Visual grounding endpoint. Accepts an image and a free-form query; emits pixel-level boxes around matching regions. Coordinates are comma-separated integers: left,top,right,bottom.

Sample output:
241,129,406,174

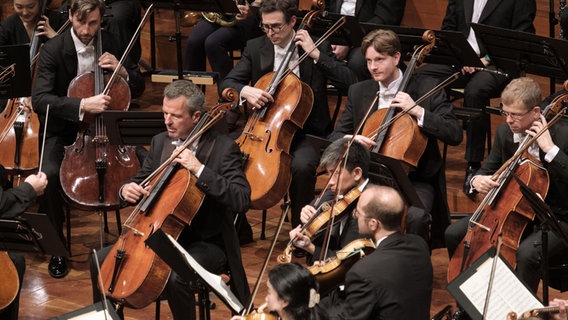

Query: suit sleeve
367,0,406,25
418,83,463,146
335,268,378,320
0,183,37,219
315,40,358,90
476,125,509,176
512,0,536,33
220,41,255,95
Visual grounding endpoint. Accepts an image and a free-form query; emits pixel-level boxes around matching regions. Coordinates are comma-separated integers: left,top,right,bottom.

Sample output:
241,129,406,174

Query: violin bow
38,104,49,173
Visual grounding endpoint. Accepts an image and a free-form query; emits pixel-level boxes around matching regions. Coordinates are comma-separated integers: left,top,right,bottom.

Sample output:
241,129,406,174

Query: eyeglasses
500,108,533,121
259,23,287,33
353,208,371,220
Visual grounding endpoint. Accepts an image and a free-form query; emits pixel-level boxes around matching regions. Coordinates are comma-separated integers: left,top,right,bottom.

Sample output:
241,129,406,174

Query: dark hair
361,29,401,57
319,138,370,179
163,80,206,114
268,263,328,320
69,0,105,22
259,0,297,23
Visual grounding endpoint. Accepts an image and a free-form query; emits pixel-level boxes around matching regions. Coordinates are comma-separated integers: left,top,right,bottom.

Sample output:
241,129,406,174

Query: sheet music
68,309,113,320
166,233,244,314
458,256,543,319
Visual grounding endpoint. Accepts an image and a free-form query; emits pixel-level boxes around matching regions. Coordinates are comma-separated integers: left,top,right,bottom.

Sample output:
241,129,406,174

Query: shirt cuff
544,145,560,163
79,98,85,120
417,108,425,127
195,164,205,178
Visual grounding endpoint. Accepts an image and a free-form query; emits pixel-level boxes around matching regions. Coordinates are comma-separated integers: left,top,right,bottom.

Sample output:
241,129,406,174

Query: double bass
447,98,567,282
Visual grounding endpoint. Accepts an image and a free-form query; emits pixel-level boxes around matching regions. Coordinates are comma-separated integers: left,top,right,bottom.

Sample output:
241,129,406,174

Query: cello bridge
244,131,263,141
92,136,109,144
124,224,145,236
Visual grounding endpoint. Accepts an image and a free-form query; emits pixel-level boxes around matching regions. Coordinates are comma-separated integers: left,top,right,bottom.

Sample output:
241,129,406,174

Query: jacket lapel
63,29,79,78
260,37,275,74
479,0,503,23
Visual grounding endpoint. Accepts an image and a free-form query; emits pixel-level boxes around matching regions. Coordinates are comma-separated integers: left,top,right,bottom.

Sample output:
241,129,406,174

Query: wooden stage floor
16,76,567,319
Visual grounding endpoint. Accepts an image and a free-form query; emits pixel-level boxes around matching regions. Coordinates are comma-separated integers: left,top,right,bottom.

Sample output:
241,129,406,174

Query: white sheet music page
166,233,244,314
458,256,543,319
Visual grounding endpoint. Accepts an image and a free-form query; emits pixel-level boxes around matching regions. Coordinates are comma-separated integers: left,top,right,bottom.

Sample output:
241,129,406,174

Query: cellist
31,0,144,278
288,138,368,264
89,80,251,320
221,0,357,230
328,29,462,245
446,77,568,294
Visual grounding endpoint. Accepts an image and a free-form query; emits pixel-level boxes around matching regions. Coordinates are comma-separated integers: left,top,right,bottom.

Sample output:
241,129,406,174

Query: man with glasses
447,77,568,303
221,0,357,231
321,184,433,319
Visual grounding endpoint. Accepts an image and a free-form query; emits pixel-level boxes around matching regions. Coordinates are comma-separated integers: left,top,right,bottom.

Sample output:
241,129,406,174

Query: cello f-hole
264,129,273,153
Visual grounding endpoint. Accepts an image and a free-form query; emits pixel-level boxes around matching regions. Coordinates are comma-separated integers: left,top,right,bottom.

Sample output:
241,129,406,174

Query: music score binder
447,249,543,320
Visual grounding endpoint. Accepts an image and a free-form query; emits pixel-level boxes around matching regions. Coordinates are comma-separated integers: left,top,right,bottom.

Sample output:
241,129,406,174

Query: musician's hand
289,225,315,254
332,45,350,61
343,134,377,150
300,205,317,224
81,94,110,114
121,182,150,204
235,2,251,20
295,29,320,61
241,86,274,110
527,114,556,154
173,147,203,175
24,172,48,196
551,298,568,320
36,15,57,39
461,66,476,74
99,52,128,79
471,175,499,194
391,92,424,119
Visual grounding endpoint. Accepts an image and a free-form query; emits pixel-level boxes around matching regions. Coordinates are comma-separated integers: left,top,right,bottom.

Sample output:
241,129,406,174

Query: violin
238,303,278,320
447,97,567,282
277,186,362,263
0,251,19,311
507,306,563,320
308,238,375,296
361,30,436,173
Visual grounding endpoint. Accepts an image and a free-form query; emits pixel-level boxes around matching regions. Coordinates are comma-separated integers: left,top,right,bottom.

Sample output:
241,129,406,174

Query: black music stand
103,111,165,145
307,12,364,47
359,24,484,68
471,23,568,80
146,229,245,319
144,0,240,79
0,44,32,98
0,212,68,257
514,175,568,302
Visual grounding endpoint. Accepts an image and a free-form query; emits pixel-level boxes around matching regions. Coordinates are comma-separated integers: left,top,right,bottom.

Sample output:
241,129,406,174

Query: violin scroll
415,30,436,68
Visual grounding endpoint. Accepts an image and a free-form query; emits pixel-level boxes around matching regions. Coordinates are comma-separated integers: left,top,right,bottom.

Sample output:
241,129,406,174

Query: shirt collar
378,69,403,96
71,28,94,54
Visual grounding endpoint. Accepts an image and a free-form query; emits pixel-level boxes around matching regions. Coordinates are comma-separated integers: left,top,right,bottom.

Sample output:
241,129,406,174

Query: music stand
307,12,364,47
359,24,484,68
0,212,68,257
143,0,240,79
514,175,568,303
103,111,165,145
471,23,568,79
49,300,121,320
0,44,32,98
146,229,245,318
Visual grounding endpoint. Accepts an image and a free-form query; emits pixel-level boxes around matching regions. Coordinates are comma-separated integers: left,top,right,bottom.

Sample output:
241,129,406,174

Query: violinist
446,77,568,294
231,263,328,320
90,80,251,320
328,29,462,246
288,138,368,263
321,185,433,320
221,0,357,230
0,164,47,320
31,0,144,279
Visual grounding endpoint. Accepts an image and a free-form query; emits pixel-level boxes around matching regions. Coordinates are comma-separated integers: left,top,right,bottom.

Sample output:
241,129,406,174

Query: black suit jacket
32,28,145,140
327,0,405,25
125,129,252,304
0,10,65,46
0,165,37,219
221,35,357,137
441,0,536,56
331,232,432,320
476,121,568,221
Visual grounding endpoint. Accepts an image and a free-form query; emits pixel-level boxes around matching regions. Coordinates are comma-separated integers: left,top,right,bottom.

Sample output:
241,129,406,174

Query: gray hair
163,80,206,114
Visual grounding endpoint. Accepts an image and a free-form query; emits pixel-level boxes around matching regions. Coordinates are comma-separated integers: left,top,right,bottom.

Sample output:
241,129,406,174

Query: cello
360,30,438,173
234,8,345,209
98,100,235,309
447,98,567,282
58,4,153,210
0,252,19,312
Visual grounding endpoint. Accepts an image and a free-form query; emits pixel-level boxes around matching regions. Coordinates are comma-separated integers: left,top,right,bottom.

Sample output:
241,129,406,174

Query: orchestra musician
288,137,368,264
31,0,144,279
221,0,357,230
89,80,251,320
414,0,536,194
551,299,568,320
231,263,328,320
320,185,433,319
0,164,47,320
446,77,568,294
326,0,406,81
328,29,462,246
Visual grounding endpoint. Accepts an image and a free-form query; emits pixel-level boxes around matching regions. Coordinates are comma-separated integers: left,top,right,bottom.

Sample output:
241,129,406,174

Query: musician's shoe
48,256,69,279
463,162,480,196
451,309,472,320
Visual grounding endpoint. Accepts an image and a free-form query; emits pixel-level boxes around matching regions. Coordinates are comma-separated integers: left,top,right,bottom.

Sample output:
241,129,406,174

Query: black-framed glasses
499,108,533,121
353,208,371,220
259,22,286,33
